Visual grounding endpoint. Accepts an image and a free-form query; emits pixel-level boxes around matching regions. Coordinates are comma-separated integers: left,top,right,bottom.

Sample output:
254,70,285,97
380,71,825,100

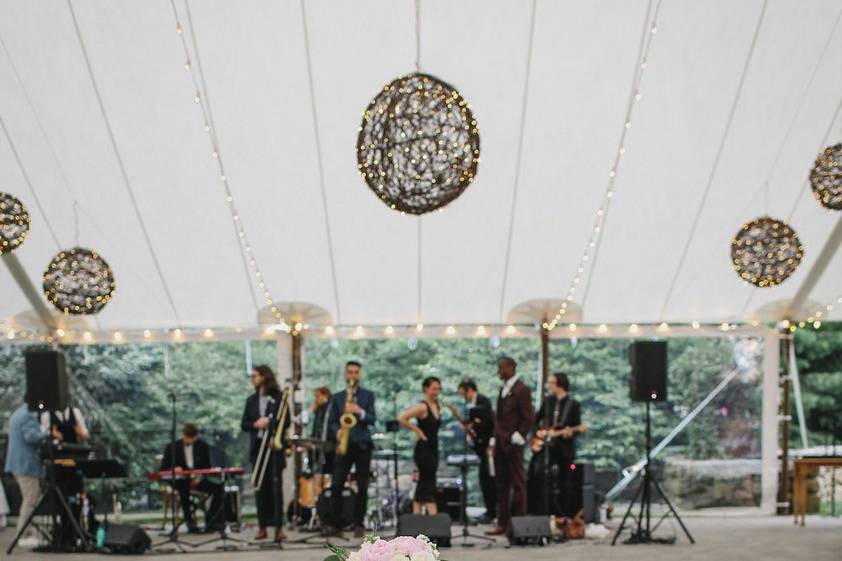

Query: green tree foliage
794,324,842,444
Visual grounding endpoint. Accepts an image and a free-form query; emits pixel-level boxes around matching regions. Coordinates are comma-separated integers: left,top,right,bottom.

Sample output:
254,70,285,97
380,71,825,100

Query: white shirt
184,443,194,469
500,375,520,399
40,407,88,435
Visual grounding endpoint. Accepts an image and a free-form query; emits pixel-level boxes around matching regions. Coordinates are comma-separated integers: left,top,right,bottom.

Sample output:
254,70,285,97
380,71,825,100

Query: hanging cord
414,0,421,72
658,0,768,321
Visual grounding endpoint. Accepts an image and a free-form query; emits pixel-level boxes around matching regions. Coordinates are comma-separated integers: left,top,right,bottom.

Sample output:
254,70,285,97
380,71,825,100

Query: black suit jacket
326,387,376,449
468,394,495,450
241,389,289,467
161,438,213,471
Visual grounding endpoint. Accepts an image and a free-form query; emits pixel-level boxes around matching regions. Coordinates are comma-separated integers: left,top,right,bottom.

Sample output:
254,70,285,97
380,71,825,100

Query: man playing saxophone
324,360,376,538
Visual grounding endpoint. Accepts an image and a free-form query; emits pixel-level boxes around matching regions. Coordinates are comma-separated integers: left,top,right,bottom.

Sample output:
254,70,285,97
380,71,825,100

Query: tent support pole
2,253,57,329
540,320,550,391
786,215,842,318
761,329,781,514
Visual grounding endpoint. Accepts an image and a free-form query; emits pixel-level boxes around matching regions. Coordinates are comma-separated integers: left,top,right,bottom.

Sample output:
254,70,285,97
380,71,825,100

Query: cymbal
287,436,331,449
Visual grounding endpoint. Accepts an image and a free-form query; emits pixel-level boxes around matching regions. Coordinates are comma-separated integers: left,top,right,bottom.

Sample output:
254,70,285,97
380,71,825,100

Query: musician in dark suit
456,378,496,522
161,423,224,533
486,356,534,535
241,365,289,542
527,372,587,515
324,360,377,538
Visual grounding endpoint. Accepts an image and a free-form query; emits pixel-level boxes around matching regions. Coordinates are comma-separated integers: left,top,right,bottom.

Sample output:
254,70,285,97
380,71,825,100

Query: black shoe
187,524,201,534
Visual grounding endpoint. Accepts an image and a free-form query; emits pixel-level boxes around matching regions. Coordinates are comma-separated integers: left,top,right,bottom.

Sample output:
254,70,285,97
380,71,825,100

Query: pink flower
359,539,395,561
389,536,428,557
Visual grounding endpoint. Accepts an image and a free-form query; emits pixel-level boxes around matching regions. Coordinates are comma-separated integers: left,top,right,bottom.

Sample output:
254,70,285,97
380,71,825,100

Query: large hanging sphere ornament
0,192,31,255
730,216,803,287
356,72,480,215
43,247,116,315
809,143,842,210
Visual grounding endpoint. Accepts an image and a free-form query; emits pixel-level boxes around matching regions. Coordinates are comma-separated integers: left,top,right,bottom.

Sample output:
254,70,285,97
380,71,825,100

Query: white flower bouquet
324,535,441,561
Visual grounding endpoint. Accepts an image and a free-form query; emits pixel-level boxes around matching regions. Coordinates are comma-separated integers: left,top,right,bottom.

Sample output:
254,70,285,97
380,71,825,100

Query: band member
486,356,534,536
310,387,334,475
456,378,496,522
241,365,289,541
325,361,376,538
41,401,89,547
160,423,224,533
5,403,49,548
399,376,442,515
527,372,587,515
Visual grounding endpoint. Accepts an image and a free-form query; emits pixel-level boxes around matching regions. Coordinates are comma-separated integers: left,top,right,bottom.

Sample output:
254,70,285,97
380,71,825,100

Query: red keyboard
147,466,244,481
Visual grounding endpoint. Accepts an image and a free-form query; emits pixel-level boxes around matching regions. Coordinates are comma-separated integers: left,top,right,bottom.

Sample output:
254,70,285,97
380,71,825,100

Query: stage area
2,513,840,561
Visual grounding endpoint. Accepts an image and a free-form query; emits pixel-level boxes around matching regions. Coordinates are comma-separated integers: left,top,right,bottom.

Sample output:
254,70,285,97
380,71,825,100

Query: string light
476,325,487,336
445,325,457,336
203,328,214,338
113,331,123,343
82,331,93,343
324,326,336,337
56,328,66,337
505,325,517,336
167,2,285,325
597,324,608,334
143,329,152,339
384,325,395,336
657,322,669,332
354,325,366,338
629,324,640,334
416,323,424,333
173,328,183,340
691,321,700,329
546,3,662,331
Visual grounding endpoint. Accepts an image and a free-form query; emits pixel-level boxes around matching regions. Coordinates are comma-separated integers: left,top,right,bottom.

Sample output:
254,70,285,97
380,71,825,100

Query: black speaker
507,515,551,546
396,513,451,547
435,478,462,521
561,462,598,521
629,341,667,402
316,487,355,526
25,350,68,411
104,524,151,554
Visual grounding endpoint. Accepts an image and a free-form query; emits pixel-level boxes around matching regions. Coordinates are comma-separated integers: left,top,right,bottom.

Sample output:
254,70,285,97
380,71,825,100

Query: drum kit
285,433,408,535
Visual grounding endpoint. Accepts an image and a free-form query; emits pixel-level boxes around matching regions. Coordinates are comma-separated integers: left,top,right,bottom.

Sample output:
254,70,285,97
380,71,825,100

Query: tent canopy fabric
1,0,841,335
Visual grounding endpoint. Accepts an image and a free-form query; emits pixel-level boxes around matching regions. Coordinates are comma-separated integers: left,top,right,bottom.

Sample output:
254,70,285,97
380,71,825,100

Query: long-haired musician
324,360,376,538
160,423,224,533
241,365,289,542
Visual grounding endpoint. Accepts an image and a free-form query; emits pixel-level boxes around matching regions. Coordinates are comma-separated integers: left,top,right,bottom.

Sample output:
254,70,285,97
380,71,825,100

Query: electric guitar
446,403,477,440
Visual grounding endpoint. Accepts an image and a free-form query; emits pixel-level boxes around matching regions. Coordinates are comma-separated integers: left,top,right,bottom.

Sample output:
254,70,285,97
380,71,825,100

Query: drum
298,474,325,508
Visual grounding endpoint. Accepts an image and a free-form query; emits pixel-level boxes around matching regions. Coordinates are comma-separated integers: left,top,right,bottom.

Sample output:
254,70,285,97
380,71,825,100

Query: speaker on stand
612,341,694,546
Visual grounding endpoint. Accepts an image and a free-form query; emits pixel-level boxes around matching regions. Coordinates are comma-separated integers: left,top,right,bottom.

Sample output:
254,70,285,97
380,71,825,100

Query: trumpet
336,379,358,457
251,387,291,489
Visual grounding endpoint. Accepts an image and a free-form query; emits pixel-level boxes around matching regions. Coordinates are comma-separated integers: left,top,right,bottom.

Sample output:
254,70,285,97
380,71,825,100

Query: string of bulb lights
544,0,662,332
167,0,286,327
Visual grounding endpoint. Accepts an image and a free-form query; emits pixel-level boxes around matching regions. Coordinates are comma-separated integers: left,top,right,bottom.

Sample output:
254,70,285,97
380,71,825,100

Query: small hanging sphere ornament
0,192,31,255
43,247,116,315
809,143,841,210
730,216,803,287
356,72,480,215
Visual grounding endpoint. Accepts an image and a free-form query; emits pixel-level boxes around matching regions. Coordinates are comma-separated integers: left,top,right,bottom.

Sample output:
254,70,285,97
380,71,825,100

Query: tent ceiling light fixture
357,72,480,215
809,142,841,210
731,216,803,287
0,192,31,255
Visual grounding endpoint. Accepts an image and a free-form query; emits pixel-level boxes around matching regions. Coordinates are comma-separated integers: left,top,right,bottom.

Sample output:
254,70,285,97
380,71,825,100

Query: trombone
251,387,291,489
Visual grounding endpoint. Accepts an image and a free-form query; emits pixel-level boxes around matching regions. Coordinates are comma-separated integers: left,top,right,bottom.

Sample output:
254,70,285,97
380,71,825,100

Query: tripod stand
611,401,694,545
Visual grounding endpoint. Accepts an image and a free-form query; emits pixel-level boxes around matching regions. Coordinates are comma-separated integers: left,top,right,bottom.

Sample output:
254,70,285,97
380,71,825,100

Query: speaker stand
611,401,694,545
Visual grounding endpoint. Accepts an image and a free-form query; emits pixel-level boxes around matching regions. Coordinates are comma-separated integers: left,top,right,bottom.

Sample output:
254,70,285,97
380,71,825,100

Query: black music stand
447,444,493,547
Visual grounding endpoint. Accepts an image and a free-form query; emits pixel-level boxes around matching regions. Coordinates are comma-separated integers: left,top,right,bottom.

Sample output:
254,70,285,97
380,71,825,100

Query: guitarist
527,372,586,515
455,378,496,523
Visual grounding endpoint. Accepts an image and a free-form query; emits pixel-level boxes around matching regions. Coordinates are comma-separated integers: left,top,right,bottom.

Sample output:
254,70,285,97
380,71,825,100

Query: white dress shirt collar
501,375,520,398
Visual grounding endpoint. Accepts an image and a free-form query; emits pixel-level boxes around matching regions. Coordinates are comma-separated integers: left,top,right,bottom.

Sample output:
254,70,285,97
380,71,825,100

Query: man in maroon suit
485,356,534,535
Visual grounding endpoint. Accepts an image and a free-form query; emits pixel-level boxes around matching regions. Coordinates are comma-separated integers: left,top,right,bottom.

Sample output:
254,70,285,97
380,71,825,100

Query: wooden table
792,456,842,526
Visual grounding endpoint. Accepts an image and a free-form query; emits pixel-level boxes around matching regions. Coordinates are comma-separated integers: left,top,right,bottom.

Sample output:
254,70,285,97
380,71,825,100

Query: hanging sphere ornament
356,72,480,215
0,192,31,255
809,143,842,210
43,247,116,315
730,216,804,287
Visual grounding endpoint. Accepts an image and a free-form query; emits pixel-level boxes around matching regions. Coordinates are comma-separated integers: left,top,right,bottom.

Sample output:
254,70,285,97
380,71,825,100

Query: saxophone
336,379,358,457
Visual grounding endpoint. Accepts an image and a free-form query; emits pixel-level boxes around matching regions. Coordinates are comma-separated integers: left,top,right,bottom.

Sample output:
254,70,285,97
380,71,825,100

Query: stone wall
662,457,761,509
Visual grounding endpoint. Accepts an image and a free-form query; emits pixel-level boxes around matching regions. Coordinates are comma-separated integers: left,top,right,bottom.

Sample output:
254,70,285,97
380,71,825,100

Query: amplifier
397,513,451,547
435,478,462,522
508,515,551,546
104,523,151,554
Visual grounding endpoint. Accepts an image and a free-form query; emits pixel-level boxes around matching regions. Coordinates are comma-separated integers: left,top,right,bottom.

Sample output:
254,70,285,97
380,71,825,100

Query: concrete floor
2,512,841,561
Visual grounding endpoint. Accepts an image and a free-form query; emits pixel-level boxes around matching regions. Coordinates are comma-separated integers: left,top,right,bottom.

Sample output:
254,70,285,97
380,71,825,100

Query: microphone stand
152,394,190,552
456,407,493,548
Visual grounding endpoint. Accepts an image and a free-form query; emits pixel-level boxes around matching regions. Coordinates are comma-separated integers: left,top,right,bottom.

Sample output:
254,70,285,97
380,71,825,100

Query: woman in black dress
398,376,442,515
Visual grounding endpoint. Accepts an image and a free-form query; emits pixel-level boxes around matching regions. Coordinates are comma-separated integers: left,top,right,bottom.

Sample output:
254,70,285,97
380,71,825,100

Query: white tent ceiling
1,0,841,337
